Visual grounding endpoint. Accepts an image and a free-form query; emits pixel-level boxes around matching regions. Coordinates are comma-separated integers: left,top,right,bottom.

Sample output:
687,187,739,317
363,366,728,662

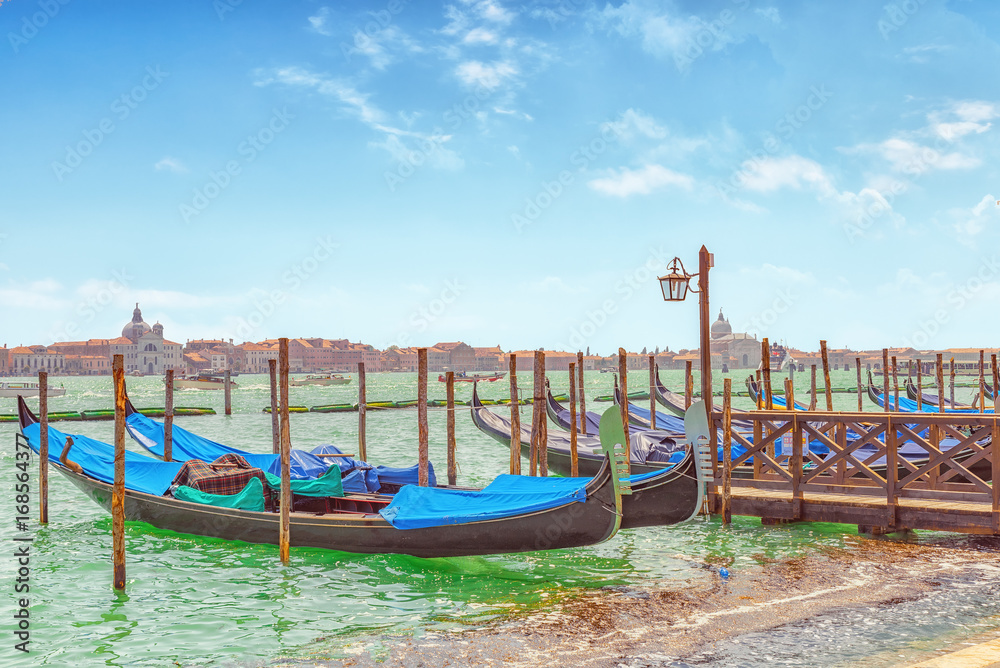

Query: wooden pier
709,409,1000,535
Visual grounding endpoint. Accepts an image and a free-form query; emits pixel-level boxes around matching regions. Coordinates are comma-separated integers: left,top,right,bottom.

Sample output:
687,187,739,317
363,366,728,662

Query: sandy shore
313,535,1000,668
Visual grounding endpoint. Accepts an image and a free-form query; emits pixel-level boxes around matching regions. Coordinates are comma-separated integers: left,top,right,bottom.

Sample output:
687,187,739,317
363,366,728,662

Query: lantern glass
658,257,692,302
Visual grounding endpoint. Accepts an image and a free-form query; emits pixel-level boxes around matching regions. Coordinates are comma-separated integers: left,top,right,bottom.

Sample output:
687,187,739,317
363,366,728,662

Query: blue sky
1,0,998,356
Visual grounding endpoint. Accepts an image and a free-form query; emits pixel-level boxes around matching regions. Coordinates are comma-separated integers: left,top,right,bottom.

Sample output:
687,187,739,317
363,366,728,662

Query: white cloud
604,108,667,141
463,27,497,44
154,156,187,173
953,194,998,242
507,145,520,158
455,60,517,90
587,164,694,197
900,43,952,64
493,107,533,121
369,133,465,171
308,7,332,36
755,7,781,24
737,155,833,194
255,67,386,125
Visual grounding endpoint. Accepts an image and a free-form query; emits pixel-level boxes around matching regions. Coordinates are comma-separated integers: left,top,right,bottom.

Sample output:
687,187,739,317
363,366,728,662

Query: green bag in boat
174,477,266,512
264,464,344,498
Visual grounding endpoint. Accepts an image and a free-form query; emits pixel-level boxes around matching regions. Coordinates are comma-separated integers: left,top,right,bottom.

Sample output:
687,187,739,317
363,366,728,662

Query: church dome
710,310,732,339
122,303,152,341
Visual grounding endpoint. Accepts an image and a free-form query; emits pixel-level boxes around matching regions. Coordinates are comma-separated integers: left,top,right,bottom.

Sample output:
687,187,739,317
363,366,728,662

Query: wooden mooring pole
224,369,232,416
164,369,174,462
417,348,429,486
809,364,817,410
38,371,48,525
112,355,126,590
883,349,890,413
722,378,732,525
269,359,279,454
508,354,520,475
577,351,586,435
936,354,945,414
446,371,456,486
950,357,956,409
820,340,833,411
684,360,693,409
762,338,773,410
357,362,367,462
569,362,579,477
618,348,630,476
278,338,291,563
992,354,999,411
855,357,863,411
648,354,656,430
891,356,899,410
979,350,986,413
916,360,923,411
530,350,547,477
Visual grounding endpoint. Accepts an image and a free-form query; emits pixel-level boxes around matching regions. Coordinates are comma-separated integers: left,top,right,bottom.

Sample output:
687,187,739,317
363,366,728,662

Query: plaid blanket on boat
169,454,272,504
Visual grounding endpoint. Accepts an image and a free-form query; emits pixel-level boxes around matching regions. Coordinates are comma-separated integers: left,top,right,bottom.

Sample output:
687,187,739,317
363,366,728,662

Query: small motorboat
169,372,238,390
438,371,506,383
0,382,67,398
289,373,351,387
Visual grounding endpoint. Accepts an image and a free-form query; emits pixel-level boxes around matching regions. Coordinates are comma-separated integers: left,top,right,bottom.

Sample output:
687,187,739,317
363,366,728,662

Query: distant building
111,304,184,375
708,310,761,369
239,342,279,374
10,346,64,374
0,346,8,375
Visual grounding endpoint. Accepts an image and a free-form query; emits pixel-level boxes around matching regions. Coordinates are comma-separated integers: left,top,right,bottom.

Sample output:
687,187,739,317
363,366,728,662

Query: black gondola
18,397,624,558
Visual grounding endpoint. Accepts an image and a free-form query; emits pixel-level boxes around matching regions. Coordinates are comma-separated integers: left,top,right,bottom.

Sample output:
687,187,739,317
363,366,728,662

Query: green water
0,371,993,666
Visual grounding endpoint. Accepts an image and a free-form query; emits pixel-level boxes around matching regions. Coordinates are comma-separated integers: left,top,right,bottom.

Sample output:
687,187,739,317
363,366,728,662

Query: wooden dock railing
710,409,1000,535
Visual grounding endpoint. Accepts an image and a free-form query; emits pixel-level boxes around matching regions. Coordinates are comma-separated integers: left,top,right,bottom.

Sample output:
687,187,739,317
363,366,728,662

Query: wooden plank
886,414,897,530
509,354,521,475
278,338,291,563
569,362,579,477
38,371,48,525
269,359,279,455
358,362,367,462
112,355,126,590
993,417,999,533
446,371,456,486
418,348,429,486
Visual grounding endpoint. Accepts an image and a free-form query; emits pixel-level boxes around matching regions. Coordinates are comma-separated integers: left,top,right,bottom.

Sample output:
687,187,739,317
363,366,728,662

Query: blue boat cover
310,444,436,492
870,389,992,414
126,411,331,479
619,402,688,433
380,476,587,530
21,423,182,496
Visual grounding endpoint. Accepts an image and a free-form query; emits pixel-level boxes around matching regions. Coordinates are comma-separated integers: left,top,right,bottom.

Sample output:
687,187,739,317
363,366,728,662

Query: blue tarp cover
22,423,182,496
310,444,436,492
870,389,993,414
380,476,586,529
126,411,330,479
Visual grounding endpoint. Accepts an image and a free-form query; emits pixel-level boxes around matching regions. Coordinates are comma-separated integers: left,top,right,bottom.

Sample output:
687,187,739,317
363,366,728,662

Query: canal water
1,370,997,666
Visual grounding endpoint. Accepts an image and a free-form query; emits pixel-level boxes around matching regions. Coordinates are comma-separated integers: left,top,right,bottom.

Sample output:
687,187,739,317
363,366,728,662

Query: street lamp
658,246,714,425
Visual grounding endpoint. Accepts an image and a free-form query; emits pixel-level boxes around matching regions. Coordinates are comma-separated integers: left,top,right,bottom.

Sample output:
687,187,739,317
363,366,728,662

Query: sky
1,0,999,356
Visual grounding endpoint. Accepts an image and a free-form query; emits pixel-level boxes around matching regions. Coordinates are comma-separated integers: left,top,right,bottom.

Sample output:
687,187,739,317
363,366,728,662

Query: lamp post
658,245,714,425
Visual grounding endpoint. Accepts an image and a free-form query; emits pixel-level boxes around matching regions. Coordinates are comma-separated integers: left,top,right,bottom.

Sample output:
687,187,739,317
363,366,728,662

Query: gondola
615,380,755,432
904,376,975,409
868,372,990,414
468,386,702,529
544,381,686,435
17,397,624,558
745,375,811,411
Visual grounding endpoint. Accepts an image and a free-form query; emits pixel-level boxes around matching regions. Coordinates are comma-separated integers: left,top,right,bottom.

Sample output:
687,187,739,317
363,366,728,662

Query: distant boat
290,373,351,387
600,367,616,373
168,372,238,390
438,371,506,383
0,382,67,398
129,370,144,377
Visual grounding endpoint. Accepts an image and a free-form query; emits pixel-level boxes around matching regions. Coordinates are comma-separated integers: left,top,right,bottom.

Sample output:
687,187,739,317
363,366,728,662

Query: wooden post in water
357,362,367,462
936,354,945,414
508,354,521,475
855,357,863,411
278,338,291,563
785,377,795,410
891,356,899,410
112,355,126,590
820,340,833,411
809,364,817,410
762,339,773,410
882,349,890,413
992,354,999,410
916,360,923,411
684,360,693,409
648,355,656,430
950,357,956,409
618,348,630,476
577,351,587,435
980,350,986,413
721,378,732,526
224,369,232,416
417,348,429,486
269,359,279,454
38,371,48,525
164,369,174,462
446,371,456,486
569,362,579,477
